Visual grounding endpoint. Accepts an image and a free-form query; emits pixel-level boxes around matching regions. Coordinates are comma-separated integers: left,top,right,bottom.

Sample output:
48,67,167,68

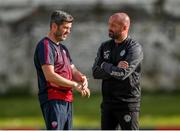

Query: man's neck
115,35,128,44
47,32,60,45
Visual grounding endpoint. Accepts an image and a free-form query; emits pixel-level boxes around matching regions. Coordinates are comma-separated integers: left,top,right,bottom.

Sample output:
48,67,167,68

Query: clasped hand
117,61,129,69
74,76,90,98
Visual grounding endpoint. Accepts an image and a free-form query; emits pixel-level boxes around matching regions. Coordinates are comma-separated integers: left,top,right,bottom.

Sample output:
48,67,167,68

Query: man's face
54,22,72,42
108,18,123,40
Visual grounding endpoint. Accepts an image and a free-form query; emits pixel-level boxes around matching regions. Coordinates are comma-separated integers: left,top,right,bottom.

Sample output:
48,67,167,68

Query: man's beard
108,31,119,39
54,30,66,42
54,31,65,42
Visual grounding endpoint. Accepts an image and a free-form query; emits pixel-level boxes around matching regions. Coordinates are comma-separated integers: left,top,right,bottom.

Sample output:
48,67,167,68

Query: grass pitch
0,92,180,129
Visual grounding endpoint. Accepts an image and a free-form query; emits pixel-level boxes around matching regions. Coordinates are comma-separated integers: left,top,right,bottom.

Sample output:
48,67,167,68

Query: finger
81,91,84,97
121,64,128,68
83,90,87,97
81,84,86,90
118,61,128,65
118,62,129,68
82,81,88,90
81,90,86,97
85,88,90,98
118,64,126,68
119,62,128,67
87,89,90,98
82,80,87,87
84,81,88,88
122,62,129,67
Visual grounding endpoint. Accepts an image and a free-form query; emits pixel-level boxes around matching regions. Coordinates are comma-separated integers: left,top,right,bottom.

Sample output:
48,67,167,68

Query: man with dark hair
34,10,90,130
92,12,143,130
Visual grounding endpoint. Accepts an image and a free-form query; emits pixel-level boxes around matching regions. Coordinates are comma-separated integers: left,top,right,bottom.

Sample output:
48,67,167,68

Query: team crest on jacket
120,50,126,57
124,114,131,122
51,121,58,129
104,50,110,59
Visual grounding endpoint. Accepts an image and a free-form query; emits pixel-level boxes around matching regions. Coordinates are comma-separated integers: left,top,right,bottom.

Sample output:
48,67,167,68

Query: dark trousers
41,100,72,130
101,107,139,130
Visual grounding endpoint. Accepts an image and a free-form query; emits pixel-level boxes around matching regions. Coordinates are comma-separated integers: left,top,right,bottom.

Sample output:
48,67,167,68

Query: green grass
73,93,101,129
0,96,45,129
0,92,180,129
140,93,180,128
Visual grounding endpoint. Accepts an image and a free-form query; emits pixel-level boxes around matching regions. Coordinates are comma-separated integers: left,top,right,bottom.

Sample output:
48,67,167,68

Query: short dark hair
50,10,74,27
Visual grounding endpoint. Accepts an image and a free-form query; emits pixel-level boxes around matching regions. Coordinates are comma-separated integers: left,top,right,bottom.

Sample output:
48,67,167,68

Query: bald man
92,13,143,130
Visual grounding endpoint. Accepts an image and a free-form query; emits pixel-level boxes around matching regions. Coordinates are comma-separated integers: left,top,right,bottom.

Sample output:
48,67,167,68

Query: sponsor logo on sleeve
103,50,110,59
110,71,124,77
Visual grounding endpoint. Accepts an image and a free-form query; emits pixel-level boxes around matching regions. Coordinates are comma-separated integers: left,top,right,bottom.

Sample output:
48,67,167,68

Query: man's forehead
109,13,129,26
60,22,72,27
108,16,121,25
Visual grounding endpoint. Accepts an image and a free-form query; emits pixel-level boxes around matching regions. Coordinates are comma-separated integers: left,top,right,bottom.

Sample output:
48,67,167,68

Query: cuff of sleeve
101,62,112,73
100,62,105,69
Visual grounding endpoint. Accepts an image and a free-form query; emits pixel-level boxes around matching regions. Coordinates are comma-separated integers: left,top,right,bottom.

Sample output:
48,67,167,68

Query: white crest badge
104,50,110,59
124,114,131,122
120,50,126,57
51,121,58,129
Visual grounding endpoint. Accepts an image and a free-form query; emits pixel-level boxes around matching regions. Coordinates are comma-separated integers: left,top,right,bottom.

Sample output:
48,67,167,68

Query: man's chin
109,35,114,39
61,35,68,40
61,37,66,41
56,37,66,42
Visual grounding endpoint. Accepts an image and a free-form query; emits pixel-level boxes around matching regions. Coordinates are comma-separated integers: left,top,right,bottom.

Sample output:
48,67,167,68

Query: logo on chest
103,50,110,59
55,49,66,57
120,49,126,57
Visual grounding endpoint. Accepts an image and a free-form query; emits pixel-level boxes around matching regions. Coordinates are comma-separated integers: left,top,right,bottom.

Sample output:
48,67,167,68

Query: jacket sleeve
92,44,111,79
101,43,143,80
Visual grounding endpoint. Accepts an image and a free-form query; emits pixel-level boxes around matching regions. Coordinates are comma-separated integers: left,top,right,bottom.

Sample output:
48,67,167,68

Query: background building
0,0,180,93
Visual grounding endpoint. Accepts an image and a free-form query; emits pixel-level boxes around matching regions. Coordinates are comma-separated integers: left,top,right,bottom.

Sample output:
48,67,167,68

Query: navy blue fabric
41,100,72,130
101,107,139,130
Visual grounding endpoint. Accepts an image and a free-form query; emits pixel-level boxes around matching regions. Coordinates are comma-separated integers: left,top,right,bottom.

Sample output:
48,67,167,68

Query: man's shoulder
36,37,47,48
37,37,47,44
126,36,142,50
101,39,113,47
36,37,55,49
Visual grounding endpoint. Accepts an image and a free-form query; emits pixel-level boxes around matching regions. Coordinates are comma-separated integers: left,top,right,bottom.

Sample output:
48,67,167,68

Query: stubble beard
54,31,65,42
109,31,120,40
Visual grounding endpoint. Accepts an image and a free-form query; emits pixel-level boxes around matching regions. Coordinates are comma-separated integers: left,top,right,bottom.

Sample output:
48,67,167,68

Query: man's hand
81,76,90,97
81,76,88,89
81,77,90,98
73,81,90,98
81,87,90,98
73,82,82,92
117,61,129,69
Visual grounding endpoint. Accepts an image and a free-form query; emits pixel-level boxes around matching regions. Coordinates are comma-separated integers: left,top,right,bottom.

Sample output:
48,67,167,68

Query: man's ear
123,25,127,31
51,23,57,31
